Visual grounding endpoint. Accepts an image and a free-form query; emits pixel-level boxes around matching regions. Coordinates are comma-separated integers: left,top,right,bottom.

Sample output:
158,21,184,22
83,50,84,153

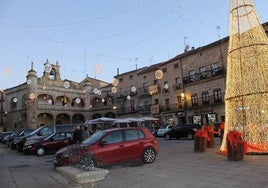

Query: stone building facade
1,23,267,131
111,38,228,126
112,22,268,126
0,59,111,131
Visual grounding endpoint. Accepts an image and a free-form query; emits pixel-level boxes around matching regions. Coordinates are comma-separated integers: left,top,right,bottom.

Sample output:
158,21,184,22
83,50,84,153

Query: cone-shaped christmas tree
220,0,268,154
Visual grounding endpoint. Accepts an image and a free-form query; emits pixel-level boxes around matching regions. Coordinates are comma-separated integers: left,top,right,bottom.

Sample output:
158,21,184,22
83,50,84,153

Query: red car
54,127,159,167
23,131,74,156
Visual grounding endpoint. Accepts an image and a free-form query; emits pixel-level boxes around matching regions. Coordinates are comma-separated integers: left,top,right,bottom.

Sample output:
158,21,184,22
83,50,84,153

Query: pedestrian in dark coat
73,126,83,143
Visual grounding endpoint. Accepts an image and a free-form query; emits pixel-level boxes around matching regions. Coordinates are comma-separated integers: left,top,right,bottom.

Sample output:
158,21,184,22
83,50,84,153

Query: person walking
73,126,83,143
83,126,90,140
219,122,225,143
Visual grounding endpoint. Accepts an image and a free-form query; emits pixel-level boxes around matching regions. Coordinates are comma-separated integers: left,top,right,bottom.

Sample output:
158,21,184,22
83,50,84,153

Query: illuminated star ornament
220,0,268,154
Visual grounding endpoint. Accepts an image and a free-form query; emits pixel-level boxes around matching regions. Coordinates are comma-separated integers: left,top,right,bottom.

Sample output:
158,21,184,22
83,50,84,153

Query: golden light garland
220,0,268,154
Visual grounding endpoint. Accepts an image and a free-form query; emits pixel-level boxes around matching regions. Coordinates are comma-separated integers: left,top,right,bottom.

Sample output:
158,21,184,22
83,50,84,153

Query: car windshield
82,130,106,145
44,133,55,141
24,130,34,136
28,126,44,136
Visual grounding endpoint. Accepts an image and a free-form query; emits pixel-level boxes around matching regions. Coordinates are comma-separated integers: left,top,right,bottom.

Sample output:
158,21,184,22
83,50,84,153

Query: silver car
157,125,174,137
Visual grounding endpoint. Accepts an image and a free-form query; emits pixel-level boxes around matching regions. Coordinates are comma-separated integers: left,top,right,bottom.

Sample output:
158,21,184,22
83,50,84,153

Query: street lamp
181,93,185,104
180,93,187,124
113,106,117,118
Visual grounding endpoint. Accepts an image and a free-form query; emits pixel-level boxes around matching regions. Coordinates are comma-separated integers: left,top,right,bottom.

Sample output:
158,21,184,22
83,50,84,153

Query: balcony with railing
90,104,115,113
37,103,87,111
183,67,226,85
138,104,150,114
185,94,224,109
159,103,180,112
137,85,160,98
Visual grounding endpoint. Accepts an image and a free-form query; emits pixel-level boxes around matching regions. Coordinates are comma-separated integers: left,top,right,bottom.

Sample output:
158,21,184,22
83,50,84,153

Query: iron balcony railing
183,67,226,85
185,94,224,109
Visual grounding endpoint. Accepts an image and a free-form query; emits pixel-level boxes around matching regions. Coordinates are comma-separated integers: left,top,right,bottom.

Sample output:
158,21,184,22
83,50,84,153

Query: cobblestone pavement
1,137,268,188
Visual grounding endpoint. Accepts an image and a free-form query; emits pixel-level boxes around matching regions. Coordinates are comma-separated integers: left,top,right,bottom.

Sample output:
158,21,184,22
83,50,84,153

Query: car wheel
187,133,194,140
91,155,98,167
77,153,96,170
165,134,171,140
36,146,45,156
142,147,156,164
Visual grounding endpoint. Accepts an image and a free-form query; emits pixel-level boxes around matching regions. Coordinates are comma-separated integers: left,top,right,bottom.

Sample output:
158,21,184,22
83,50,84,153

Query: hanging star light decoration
220,0,268,154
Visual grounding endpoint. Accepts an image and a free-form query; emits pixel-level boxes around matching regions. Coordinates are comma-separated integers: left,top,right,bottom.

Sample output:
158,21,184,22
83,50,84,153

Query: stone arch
56,113,70,124
37,113,54,126
10,97,18,110
37,94,55,106
92,113,102,119
71,97,85,107
22,94,27,108
91,97,102,107
56,95,69,106
49,68,56,80
72,114,85,124
104,112,116,118
103,96,114,106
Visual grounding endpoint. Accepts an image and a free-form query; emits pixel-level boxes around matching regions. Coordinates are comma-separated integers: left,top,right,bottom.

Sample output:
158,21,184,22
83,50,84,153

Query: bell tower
26,62,38,129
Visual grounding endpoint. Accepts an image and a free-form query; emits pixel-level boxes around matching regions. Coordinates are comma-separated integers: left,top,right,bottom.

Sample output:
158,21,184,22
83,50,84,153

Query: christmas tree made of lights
220,0,268,154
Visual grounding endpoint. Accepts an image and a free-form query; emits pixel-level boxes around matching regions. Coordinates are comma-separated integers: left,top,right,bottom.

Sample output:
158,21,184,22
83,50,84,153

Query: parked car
164,124,201,140
157,125,174,137
10,129,35,150
1,133,14,144
23,131,74,156
0,131,14,143
146,125,158,136
54,127,159,167
16,124,78,152
6,130,23,147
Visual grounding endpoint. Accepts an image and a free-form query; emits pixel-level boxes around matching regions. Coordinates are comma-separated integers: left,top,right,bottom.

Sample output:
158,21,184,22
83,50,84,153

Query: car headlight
26,145,32,148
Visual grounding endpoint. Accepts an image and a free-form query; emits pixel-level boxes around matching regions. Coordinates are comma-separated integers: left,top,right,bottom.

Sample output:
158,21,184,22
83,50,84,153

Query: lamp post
180,93,187,124
113,106,117,118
